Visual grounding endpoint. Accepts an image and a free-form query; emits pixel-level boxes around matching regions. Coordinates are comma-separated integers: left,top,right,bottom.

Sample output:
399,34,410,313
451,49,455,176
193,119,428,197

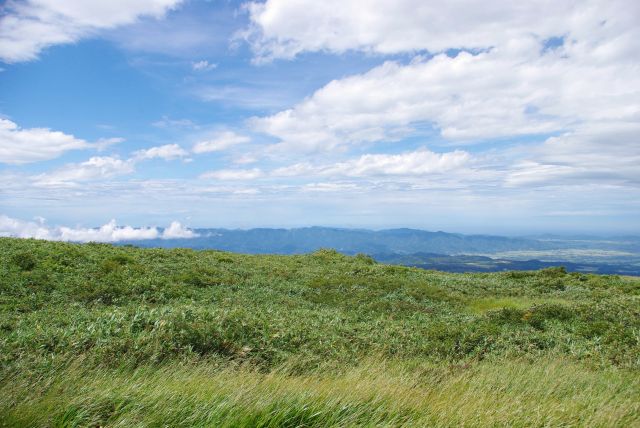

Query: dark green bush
490,307,527,325
11,251,37,271
504,271,535,279
538,266,567,278
525,304,574,330
177,266,238,288
354,253,376,265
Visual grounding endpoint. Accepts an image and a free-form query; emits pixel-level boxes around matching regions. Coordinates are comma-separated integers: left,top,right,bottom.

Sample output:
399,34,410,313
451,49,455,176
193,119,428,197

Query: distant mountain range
122,227,640,275
127,227,559,254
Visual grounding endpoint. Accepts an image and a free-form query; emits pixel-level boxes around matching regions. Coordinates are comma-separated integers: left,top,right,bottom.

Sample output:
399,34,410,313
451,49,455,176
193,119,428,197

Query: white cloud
505,122,640,187
195,84,296,110
26,142,192,188
274,148,470,178
133,143,189,161
252,36,640,152
0,214,198,242
95,137,125,151
162,220,197,238
0,215,54,240
191,60,217,71
32,156,136,187
0,118,89,164
28,142,190,188
331,149,470,176
104,5,228,58
192,131,251,154
30,143,190,187
200,168,263,180
0,118,127,164
152,116,196,129
245,0,640,199
301,182,361,193
233,153,258,165
242,0,639,61
58,220,159,242
0,0,183,63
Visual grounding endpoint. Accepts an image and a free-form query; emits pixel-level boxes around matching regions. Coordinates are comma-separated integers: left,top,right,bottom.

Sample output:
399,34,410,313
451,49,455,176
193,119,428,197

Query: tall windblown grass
2,357,638,427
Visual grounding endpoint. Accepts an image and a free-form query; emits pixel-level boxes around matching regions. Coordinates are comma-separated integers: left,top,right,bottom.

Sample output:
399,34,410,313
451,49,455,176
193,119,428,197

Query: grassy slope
1,237,639,426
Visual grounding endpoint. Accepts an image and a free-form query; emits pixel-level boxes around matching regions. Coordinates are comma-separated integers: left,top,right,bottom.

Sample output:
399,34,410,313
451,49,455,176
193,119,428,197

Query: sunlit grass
465,297,573,314
3,358,638,427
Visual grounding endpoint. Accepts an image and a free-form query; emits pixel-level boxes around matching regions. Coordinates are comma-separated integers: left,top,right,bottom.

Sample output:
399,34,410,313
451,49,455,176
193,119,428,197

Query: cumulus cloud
0,118,128,164
133,144,189,161
200,168,263,180
0,118,90,164
0,215,197,242
0,0,183,63
245,0,640,197
192,131,251,154
31,143,192,187
252,38,639,151
162,220,197,238
32,156,136,187
242,0,638,61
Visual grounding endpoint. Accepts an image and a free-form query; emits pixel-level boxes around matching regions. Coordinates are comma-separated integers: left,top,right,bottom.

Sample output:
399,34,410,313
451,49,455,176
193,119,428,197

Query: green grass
3,358,638,427
1,238,639,426
465,297,574,314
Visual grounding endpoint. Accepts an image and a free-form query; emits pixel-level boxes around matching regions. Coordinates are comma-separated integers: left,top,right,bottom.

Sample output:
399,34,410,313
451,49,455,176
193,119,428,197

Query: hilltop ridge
1,237,639,426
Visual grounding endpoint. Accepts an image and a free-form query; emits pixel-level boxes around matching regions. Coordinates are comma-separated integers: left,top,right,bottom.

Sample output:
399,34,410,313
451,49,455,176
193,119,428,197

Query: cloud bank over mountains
0,215,196,242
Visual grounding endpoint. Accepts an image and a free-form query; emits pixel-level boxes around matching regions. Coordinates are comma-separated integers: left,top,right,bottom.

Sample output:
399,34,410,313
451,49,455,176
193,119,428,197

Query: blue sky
1,0,639,237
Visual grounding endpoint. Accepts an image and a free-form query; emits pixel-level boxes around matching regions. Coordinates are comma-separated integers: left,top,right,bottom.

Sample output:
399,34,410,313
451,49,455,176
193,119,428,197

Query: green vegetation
1,237,639,426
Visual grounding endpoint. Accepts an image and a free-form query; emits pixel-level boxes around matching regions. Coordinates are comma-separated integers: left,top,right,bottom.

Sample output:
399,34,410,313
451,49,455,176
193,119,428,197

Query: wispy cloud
0,0,183,63
196,85,297,110
273,148,470,178
133,144,189,161
151,116,197,129
192,60,217,71
200,168,264,181
192,131,251,154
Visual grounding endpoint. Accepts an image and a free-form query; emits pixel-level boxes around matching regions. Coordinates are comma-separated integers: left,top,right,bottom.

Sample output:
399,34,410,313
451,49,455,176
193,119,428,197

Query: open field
480,248,640,264
1,237,639,426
